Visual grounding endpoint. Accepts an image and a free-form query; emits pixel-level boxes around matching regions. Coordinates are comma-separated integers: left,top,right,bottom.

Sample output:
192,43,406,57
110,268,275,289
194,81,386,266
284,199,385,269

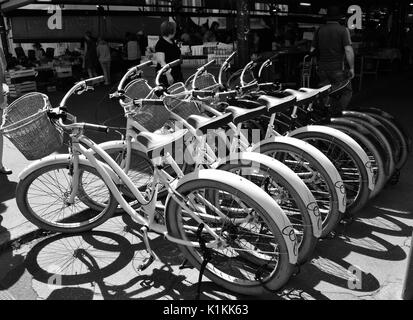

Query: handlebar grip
138,61,153,69
227,52,236,62
168,59,182,69
198,59,215,71
83,123,110,134
192,90,216,98
85,76,105,87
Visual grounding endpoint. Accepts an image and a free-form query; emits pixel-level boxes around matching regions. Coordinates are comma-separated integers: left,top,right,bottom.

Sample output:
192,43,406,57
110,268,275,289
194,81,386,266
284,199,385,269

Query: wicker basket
130,99,171,132
125,79,154,99
227,69,255,90
163,96,202,120
185,72,220,92
168,82,187,95
0,92,63,160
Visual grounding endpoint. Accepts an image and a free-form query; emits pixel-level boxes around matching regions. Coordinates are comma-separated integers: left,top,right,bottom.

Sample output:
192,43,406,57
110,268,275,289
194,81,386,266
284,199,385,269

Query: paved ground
0,69,412,300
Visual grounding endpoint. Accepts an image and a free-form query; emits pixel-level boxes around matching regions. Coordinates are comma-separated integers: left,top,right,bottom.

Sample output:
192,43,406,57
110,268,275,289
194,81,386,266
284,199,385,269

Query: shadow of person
0,175,17,204
0,215,25,291
47,287,94,300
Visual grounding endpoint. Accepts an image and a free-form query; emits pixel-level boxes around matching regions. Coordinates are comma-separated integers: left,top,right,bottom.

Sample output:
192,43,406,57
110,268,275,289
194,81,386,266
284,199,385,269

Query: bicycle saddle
226,105,268,125
299,85,332,99
137,129,188,157
283,88,319,106
230,98,263,109
187,113,233,134
257,95,297,114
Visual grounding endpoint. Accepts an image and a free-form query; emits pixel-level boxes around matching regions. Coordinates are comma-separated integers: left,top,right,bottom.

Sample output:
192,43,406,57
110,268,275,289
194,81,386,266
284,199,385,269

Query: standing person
155,21,183,87
126,33,140,69
136,30,148,58
311,5,355,112
0,46,12,175
33,43,45,61
83,31,99,78
96,38,112,85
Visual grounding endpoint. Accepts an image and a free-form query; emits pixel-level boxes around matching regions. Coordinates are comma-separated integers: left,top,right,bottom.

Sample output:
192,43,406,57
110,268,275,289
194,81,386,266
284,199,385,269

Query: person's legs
329,70,352,110
318,69,352,113
100,61,110,84
0,109,12,174
87,68,94,78
107,62,111,84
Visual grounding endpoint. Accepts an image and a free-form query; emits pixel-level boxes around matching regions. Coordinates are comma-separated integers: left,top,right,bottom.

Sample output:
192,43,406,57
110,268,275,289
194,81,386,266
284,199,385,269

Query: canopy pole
236,0,250,68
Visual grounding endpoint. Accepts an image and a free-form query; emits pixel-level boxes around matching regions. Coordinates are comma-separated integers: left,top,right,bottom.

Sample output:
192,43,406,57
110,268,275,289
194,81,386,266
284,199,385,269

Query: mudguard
164,169,298,264
250,136,347,214
214,152,322,238
18,154,119,182
288,125,375,191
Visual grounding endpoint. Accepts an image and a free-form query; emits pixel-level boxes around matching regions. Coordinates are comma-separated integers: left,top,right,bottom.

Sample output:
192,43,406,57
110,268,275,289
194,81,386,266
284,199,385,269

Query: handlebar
59,76,105,108
218,52,236,86
240,61,256,87
117,60,152,92
191,59,216,89
257,50,289,79
155,59,182,86
84,76,105,87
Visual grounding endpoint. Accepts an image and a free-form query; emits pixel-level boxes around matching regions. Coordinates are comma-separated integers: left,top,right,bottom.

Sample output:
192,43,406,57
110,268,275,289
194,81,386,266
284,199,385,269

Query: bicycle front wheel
165,178,295,296
16,162,118,233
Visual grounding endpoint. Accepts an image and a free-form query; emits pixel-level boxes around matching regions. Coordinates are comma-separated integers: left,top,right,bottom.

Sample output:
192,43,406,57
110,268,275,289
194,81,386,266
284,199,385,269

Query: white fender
164,169,298,264
214,152,322,238
18,154,119,182
250,136,346,214
288,125,375,191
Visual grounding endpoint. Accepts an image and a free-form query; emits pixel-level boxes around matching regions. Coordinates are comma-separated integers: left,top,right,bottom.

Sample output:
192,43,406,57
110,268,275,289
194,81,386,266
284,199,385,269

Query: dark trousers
317,69,353,113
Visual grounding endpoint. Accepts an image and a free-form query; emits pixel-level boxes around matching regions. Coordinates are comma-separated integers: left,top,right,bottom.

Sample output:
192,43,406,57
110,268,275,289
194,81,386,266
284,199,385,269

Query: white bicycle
14,76,300,296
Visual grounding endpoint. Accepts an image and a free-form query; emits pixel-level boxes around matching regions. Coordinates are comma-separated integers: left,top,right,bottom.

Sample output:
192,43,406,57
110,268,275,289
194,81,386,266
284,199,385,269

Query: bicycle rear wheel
165,178,295,296
328,123,386,198
259,142,342,238
292,131,371,216
16,162,117,233
218,158,318,264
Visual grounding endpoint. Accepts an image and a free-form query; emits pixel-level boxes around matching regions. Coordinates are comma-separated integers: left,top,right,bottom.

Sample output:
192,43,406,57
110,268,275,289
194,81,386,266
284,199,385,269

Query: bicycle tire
218,156,319,264
291,130,371,216
165,177,295,296
257,141,343,238
16,162,117,233
328,123,386,198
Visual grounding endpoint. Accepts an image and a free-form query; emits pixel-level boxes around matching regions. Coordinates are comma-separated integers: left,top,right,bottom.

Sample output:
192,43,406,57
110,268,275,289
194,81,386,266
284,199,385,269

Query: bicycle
104,61,323,264
172,55,348,237
227,53,375,216
12,76,299,296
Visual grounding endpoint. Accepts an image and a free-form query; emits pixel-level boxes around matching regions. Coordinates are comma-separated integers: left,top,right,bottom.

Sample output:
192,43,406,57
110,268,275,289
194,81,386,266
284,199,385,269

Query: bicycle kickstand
137,226,157,271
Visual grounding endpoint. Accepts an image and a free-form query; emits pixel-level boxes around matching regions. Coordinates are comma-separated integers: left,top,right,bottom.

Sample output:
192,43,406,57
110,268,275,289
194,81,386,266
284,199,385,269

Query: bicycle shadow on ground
24,214,293,300
22,204,410,301
284,202,411,300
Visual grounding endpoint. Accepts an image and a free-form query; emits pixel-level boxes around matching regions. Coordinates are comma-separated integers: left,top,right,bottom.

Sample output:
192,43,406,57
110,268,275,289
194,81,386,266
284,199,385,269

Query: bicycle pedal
340,215,355,227
293,264,301,277
137,255,155,272
179,258,193,270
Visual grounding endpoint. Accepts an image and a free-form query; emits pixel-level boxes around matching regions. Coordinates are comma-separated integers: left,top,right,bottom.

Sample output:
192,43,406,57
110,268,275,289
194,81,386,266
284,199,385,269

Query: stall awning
0,0,34,12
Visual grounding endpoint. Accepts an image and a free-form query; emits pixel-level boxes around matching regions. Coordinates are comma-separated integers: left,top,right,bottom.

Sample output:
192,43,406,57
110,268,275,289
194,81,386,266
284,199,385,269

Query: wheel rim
174,186,282,286
25,166,112,229
301,137,362,208
264,150,333,229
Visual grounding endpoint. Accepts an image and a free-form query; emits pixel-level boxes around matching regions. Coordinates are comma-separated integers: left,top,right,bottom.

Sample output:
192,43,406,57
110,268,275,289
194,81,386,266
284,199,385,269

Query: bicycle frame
64,129,230,249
